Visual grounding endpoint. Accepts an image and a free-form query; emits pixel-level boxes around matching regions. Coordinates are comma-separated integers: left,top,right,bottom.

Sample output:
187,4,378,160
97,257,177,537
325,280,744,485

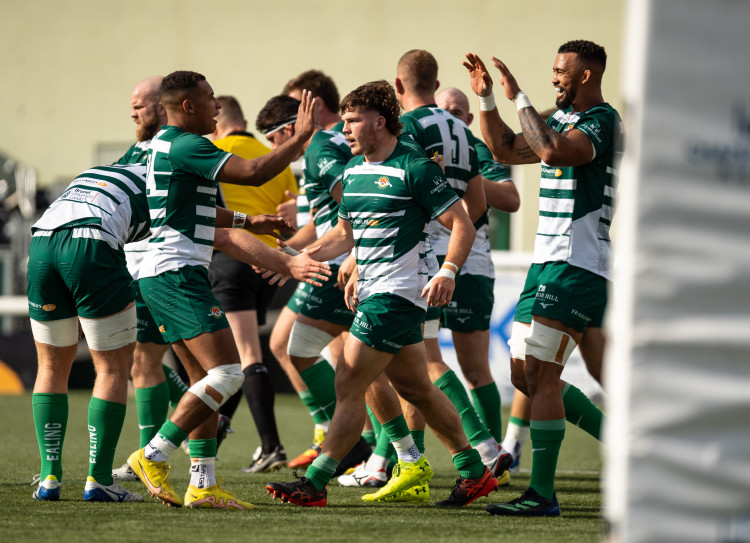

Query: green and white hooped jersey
31,164,150,251
339,140,459,310
537,104,623,280
401,106,480,257
296,175,311,228
139,126,232,278
115,139,153,279
303,122,352,266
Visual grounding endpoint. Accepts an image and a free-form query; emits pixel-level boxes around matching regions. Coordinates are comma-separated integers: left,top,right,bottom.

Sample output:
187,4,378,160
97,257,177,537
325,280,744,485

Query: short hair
283,70,340,113
558,40,607,70
340,80,402,137
256,95,301,134
397,49,438,95
161,70,206,105
216,96,245,125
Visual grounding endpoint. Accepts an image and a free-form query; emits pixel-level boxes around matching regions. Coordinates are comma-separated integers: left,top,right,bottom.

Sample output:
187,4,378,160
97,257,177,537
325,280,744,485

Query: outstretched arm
215,206,296,239
217,90,319,186
214,228,331,287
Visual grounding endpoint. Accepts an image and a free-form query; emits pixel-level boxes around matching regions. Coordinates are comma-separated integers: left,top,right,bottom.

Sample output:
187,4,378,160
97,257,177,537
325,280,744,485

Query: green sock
381,415,411,442
470,382,502,442
366,405,383,436
411,430,425,455
156,419,189,448
435,370,493,446
299,389,329,425
306,453,339,490
32,393,68,481
188,438,217,459
508,415,530,428
451,448,485,479
528,419,566,499
88,397,127,486
135,382,170,448
361,429,376,449
562,383,604,441
162,364,188,408
372,424,393,458
300,361,337,420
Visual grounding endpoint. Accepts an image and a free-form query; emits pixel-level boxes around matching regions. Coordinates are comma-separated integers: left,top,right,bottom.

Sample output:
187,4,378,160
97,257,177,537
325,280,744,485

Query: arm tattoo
519,108,555,155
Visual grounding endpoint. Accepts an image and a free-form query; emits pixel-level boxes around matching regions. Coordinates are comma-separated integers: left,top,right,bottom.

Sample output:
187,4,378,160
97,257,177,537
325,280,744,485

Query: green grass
0,391,604,542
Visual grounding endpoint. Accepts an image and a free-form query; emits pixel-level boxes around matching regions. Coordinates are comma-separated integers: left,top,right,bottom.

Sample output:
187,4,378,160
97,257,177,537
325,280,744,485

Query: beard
135,118,160,142
555,86,576,110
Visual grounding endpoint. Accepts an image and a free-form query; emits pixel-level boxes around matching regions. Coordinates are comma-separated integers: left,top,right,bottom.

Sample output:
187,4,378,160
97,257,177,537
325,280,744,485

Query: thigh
350,294,424,355
298,265,354,326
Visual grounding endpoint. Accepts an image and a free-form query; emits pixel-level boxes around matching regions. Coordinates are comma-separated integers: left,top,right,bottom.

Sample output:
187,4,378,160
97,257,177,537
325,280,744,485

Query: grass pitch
0,390,604,542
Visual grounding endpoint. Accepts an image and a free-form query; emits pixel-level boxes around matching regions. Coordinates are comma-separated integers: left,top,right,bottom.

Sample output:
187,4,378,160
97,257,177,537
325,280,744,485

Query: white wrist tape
436,267,456,281
280,245,301,256
513,92,532,111
442,261,459,273
478,93,496,112
232,211,247,229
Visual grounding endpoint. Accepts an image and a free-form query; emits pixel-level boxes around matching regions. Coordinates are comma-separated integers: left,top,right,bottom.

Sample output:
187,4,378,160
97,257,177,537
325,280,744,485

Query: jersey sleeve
574,108,617,159
400,115,426,150
406,158,460,219
474,138,512,182
305,139,349,195
171,134,232,181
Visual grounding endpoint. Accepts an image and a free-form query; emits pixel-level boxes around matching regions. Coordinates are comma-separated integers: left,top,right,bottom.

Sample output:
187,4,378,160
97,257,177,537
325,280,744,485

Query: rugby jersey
536,104,623,279
303,122,352,266
138,126,232,277
32,164,150,251
401,105,480,256
339,140,459,310
115,140,152,279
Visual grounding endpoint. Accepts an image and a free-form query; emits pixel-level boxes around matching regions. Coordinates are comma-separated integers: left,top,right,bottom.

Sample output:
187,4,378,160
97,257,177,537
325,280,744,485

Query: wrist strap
478,93,496,112
232,211,247,229
280,245,301,256
512,91,532,111
435,267,456,281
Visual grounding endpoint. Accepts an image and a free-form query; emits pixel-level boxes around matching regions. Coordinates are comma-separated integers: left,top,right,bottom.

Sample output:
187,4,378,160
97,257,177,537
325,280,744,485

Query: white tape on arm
232,211,247,229
512,92,533,111
478,93,496,112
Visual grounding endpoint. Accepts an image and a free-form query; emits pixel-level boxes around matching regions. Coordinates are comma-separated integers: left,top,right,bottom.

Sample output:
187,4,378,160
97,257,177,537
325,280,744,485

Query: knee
510,359,528,395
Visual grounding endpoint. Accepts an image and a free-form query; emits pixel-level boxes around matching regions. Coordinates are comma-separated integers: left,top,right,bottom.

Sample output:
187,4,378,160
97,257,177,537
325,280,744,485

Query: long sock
361,429,376,449
306,453,339,490
87,397,127,486
300,360,337,420
147,419,189,462
366,405,382,438
299,389,329,425
411,429,425,455
134,382,169,448
32,393,68,481
562,382,604,441
471,382,502,442
451,448,486,479
162,363,188,408
219,389,243,420
371,420,394,459
435,370,493,446
528,418,566,499
242,364,281,453
382,416,420,462
503,415,530,457
189,439,218,488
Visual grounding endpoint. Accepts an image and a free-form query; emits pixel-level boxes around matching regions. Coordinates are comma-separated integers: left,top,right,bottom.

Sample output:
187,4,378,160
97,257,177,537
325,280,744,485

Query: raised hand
490,57,522,101
463,53,494,97
294,89,320,140
276,190,298,228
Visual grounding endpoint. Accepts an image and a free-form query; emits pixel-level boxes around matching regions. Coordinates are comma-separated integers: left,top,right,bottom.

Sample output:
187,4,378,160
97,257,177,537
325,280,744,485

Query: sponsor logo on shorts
535,284,558,304
570,309,592,323
381,338,402,350
305,303,318,311
539,302,554,309
375,176,392,189
456,316,471,323
208,306,224,318
42,304,56,312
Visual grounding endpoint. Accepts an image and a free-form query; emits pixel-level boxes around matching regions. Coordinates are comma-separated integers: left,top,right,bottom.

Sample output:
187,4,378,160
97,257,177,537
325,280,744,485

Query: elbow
213,228,230,252
506,193,521,213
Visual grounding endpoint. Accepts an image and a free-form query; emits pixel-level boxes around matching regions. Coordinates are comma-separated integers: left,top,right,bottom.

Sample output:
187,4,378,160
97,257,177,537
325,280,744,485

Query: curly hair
283,70,340,113
256,95,301,134
160,70,206,105
558,40,607,70
339,80,403,137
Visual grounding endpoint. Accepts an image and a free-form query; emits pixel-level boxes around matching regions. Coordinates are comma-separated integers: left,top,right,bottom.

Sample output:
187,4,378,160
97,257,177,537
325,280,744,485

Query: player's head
256,95,302,157
283,70,339,114
161,70,221,135
130,75,165,142
553,40,607,109
215,96,246,133
396,49,439,101
436,87,472,126
340,80,402,156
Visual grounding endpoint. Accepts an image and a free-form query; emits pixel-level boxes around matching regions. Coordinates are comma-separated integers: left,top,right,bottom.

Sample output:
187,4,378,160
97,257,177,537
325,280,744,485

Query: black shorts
208,251,278,325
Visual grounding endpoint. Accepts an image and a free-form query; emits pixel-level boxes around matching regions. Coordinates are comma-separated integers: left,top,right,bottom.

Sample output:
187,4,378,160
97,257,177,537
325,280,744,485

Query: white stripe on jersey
344,192,412,201
345,164,406,180
197,186,217,195
539,196,574,214
150,139,171,154
537,215,571,236
194,224,214,242
347,210,406,219
357,244,395,261
196,205,216,218
540,177,577,191
78,168,145,196
355,227,399,240
149,208,166,220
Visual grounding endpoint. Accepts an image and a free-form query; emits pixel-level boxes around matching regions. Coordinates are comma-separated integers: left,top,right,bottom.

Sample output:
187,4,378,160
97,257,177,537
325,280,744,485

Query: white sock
364,453,389,472
145,433,177,463
190,457,216,489
475,437,500,465
392,435,421,463
502,421,530,460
